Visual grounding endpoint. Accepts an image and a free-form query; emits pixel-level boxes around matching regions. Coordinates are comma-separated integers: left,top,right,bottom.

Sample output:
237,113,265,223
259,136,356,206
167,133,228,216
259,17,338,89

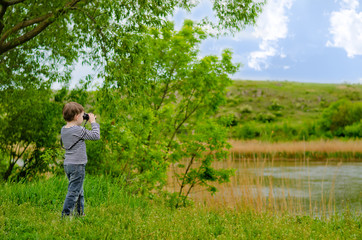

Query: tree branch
0,13,52,44
0,18,53,55
14,142,30,163
178,152,197,195
2,0,26,6
0,4,7,34
166,100,202,153
0,0,83,55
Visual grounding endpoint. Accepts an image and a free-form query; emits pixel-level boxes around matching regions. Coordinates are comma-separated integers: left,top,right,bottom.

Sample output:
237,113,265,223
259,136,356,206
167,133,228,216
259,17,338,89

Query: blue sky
68,0,362,88
173,0,362,84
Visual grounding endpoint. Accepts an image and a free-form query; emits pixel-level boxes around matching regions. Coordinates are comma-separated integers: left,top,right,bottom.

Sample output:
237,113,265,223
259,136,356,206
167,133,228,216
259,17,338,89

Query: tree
0,0,263,89
0,0,265,186
89,21,238,205
0,86,64,181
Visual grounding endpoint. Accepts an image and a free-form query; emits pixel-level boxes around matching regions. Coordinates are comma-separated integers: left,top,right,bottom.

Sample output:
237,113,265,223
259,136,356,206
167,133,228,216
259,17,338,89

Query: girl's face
75,111,85,125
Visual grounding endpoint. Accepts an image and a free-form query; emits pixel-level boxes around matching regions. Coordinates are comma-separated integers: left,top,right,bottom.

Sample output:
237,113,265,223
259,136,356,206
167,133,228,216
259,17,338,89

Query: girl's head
63,102,84,122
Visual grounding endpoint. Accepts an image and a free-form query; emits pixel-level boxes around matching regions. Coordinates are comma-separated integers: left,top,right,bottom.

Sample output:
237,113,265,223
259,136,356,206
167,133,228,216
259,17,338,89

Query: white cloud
326,0,362,58
340,0,359,9
283,65,290,70
248,0,293,70
248,41,277,70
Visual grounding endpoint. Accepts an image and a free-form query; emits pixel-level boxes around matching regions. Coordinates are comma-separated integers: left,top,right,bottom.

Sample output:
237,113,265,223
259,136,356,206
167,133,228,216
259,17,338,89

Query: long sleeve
81,123,100,140
61,123,101,165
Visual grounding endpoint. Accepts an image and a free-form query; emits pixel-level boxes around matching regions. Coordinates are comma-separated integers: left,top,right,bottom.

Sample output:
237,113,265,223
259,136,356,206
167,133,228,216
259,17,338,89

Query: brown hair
63,102,84,122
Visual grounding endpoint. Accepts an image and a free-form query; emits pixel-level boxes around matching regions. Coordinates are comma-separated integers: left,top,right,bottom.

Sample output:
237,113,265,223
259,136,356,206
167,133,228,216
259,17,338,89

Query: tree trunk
3,161,15,181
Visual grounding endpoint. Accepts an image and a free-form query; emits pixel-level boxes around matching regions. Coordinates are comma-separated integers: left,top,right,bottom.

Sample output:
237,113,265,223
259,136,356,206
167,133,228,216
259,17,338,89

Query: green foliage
268,99,284,111
0,86,64,181
0,82,96,181
0,0,265,205
256,112,276,123
319,99,362,137
231,121,322,141
89,21,238,202
221,81,362,141
233,122,261,140
171,120,235,207
239,104,253,113
344,121,362,138
0,0,263,90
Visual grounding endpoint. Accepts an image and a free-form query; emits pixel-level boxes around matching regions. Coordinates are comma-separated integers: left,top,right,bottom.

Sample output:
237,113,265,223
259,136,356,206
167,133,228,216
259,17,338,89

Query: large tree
0,0,264,182
90,20,239,204
0,0,263,88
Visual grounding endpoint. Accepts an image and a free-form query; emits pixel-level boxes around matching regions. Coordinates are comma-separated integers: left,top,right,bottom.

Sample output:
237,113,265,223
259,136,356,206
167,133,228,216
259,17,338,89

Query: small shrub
239,104,253,113
344,121,362,138
268,99,284,111
319,99,362,136
232,122,260,139
256,112,276,123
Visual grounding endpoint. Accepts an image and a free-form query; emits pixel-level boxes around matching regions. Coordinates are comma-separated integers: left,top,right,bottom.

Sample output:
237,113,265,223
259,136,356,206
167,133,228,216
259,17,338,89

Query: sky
69,0,362,88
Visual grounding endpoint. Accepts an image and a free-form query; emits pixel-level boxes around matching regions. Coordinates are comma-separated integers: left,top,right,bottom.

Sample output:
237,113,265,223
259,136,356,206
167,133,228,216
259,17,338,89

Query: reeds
166,141,358,217
228,139,362,161
229,139,362,154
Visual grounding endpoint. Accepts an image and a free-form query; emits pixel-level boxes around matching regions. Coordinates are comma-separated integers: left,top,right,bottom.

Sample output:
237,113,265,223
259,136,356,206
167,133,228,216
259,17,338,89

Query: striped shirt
61,123,100,165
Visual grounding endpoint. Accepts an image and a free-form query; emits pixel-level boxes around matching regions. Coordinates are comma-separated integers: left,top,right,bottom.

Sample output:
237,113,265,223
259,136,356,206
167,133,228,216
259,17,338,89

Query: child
61,102,100,217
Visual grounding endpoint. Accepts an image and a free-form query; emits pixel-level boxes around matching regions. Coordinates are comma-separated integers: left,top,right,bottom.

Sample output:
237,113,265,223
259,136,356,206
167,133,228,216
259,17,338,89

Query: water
182,158,362,215
243,160,361,212
232,159,361,214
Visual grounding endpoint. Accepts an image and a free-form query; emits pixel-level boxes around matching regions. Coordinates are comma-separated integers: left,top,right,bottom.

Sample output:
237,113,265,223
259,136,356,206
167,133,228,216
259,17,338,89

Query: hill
218,80,362,141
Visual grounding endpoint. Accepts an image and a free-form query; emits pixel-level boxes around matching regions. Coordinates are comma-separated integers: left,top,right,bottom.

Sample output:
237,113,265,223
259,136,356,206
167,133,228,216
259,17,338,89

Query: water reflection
182,158,362,215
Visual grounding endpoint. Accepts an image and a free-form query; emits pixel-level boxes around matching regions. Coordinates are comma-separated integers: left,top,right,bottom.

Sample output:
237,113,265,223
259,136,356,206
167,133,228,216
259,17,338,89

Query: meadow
222,80,362,123
167,139,362,216
1,176,361,239
1,81,361,239
2,1,361,237
221,80,362,141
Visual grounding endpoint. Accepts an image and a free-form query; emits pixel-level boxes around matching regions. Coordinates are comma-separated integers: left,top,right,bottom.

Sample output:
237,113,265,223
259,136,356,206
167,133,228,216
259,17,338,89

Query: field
221,80,362,122
220,80,362,141
1,81,361,239
1,176,361,239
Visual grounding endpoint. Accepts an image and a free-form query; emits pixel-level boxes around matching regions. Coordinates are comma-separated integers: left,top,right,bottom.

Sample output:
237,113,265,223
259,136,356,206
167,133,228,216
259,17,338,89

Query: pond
171,157,362,216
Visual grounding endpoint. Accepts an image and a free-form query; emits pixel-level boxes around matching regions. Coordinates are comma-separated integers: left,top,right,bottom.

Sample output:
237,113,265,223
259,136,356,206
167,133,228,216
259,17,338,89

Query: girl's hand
88,113,96,123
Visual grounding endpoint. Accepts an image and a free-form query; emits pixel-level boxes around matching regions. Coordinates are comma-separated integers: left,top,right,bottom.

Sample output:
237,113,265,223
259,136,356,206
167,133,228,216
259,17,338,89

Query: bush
344,121,362,138
256,112,276,123
268,99,284,111
238,104,253,113
319,99,362,136
232,122,260,139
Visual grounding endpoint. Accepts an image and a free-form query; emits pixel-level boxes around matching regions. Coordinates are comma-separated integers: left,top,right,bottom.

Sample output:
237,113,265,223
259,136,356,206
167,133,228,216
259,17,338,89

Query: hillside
218,80,362,140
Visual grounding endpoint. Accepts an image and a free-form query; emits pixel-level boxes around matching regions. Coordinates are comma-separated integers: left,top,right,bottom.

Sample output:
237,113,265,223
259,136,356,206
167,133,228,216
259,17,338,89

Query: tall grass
167,148,361,217
228,139,362,161
1,175,361,239
229,139,362,155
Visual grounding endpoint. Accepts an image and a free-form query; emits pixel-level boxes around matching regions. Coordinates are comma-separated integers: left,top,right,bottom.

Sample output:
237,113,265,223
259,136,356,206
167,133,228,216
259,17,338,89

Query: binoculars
83,113,89,121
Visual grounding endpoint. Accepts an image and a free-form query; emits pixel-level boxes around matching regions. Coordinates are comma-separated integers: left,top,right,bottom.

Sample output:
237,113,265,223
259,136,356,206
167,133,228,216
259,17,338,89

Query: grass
168,149,361,218
220,80,362,141
1,176,361,239
229,139,362,154
222,80,362,123
228,139,362,161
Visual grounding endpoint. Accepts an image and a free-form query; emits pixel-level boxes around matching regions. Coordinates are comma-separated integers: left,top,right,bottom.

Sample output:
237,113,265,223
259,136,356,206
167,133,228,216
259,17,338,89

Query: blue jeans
62,164,85,216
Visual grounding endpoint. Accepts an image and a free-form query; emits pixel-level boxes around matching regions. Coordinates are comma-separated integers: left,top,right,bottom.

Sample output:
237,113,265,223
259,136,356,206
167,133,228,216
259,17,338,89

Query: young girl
61,102,100,217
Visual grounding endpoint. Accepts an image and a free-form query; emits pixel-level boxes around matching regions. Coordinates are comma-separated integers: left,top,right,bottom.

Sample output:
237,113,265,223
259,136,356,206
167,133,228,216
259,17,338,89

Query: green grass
223,80,362,123
1,176,361,239
220,80,362,141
